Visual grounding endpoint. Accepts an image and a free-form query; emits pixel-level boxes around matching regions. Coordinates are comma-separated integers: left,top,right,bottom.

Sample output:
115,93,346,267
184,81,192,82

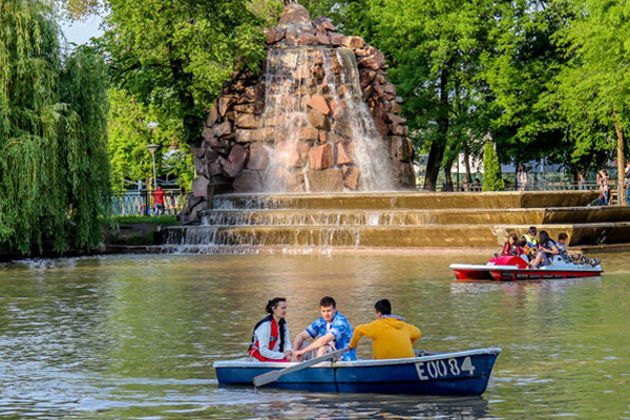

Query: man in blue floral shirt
292,296,357,361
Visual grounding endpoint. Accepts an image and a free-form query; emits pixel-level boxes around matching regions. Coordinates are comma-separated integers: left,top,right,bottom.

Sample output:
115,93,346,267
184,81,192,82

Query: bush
482,140,505,191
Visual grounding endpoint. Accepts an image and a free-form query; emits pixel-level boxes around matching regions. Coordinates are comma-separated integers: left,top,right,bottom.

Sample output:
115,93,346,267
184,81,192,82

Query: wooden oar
414,350,436,357
253,348,349,387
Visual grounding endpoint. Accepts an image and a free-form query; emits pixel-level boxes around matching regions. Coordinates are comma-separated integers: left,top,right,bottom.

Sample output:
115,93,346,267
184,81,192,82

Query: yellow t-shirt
348,316,421,359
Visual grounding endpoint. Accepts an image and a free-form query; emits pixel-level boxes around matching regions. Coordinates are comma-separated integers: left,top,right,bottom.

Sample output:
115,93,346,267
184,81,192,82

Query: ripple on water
0,252,629,419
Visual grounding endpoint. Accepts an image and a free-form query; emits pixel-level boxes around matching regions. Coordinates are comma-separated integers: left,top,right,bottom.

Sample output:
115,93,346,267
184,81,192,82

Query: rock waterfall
180,3,414,222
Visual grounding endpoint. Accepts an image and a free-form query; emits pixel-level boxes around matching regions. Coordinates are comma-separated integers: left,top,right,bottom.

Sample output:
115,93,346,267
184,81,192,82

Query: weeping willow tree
0,0,110,257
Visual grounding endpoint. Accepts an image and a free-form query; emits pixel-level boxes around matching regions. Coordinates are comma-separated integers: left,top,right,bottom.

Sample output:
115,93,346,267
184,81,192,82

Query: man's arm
294,332,335,357
409,325,422,344
348,325,365,349
292,330,311,352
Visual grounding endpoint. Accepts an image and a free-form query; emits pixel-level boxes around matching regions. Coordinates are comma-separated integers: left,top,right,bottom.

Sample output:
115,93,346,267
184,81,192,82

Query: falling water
326,48,395,191
261,47,395,192
261,48,309,192
163,48,400,253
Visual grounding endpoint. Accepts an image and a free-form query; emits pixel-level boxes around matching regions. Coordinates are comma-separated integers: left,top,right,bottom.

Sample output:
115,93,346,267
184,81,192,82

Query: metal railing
417,174,620,192
111,190,188,216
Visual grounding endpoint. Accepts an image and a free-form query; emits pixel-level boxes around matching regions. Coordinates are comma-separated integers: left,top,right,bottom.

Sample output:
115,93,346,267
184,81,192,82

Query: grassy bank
113,215,178,225
104,215,180,247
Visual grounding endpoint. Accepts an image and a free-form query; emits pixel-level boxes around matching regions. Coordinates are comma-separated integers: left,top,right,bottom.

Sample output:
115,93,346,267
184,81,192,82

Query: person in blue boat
348,299,421,359
248,297,293,362
292,296,356,362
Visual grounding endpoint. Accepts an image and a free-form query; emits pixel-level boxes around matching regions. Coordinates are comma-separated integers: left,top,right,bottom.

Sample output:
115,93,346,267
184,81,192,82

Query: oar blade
253,370,281,387
252,348,348,388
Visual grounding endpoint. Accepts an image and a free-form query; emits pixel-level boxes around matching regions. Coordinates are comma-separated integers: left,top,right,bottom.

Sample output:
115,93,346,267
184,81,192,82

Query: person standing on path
152,186,166,215
596,169,610,205
517,164,528,191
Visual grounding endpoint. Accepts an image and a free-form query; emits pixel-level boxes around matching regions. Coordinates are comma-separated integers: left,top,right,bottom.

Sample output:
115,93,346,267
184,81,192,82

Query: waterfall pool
0,252,628,418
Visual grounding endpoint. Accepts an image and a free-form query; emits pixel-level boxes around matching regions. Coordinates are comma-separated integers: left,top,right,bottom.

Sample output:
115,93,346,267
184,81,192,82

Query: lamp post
147,121,159,190
147,143,160,190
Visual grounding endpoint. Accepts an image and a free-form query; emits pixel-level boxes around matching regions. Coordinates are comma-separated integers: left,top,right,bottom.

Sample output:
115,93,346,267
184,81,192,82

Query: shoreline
5,243,622,261
3,242,629,263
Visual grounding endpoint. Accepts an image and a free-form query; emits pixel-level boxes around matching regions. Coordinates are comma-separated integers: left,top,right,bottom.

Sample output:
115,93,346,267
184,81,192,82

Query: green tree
306,0,581,190
546,0,629,201
481,1,573,166
107,88,192,190
482,140,505,191
99,0,266,145
0,0,110,256
55,0,104,19
357,0,500,191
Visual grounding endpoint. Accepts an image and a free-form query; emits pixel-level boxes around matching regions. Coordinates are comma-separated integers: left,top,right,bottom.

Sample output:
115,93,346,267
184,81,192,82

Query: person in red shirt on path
152,186,166,215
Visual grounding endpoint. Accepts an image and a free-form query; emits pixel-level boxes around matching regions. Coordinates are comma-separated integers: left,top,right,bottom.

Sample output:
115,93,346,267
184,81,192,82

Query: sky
59,14,103,46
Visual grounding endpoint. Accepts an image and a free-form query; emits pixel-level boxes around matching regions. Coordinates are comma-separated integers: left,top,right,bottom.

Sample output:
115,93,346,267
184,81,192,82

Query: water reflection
218,389,489,419
0,252,629,419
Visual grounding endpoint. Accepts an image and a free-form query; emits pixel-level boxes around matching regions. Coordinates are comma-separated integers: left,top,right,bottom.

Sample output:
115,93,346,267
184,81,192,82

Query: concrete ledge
164,222,630,248
214,191,600,210
199,206,630,226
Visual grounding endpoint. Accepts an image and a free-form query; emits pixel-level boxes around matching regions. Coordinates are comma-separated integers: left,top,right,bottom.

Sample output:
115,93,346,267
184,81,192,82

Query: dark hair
265,297,286,314
319,296,336,308
539,230,551,247
558,232,568,241
509,233,518,243
528,226,537,235
518,238,527,247
375,299,391,315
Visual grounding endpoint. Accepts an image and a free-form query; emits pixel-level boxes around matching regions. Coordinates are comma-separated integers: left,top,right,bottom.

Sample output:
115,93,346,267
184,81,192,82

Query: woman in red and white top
249,297,293,362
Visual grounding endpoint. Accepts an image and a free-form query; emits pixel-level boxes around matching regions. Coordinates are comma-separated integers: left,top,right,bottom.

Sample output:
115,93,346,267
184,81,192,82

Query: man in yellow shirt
348,299,421,359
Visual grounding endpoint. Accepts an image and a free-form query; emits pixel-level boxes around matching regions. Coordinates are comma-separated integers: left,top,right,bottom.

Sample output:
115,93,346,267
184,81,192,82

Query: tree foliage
481,0,572,165
55,0,104,19
57,0,628,196
107,88,192,190
482,140,505,191
305,0,626,189
0,0,110,256
544,0,629,173
99,0,266,145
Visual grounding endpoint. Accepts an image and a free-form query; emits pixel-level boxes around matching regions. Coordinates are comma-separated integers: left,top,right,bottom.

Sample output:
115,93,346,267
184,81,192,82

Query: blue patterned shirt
306,311,356,361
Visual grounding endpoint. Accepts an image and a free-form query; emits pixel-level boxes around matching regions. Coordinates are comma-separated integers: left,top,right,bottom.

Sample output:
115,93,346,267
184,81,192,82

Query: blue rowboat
214,347,501,395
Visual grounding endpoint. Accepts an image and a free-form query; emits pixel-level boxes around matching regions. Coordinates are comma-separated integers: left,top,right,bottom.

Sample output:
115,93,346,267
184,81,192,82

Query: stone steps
213,191,599,210
164,222,630,248
163,191,629,252
199,206,630,226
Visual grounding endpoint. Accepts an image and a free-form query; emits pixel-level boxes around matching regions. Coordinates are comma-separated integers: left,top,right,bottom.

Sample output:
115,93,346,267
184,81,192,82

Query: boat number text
415,357,476,381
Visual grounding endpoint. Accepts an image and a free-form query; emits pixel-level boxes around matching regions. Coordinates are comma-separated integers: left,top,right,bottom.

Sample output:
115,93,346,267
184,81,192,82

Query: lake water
0,252,629,419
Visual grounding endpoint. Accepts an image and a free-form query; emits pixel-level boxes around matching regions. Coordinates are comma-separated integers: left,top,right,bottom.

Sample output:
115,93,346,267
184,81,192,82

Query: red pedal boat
450,255,603,281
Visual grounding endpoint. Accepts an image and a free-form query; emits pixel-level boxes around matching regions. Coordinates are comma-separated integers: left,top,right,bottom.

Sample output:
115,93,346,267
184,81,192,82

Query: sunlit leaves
107,88,192,190
546,0,629,170
101,0,266,144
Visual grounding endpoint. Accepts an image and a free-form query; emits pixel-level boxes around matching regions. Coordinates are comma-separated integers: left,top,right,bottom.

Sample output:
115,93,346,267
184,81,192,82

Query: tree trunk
443,158,454,191
423,67,449,191
614,117,626,206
